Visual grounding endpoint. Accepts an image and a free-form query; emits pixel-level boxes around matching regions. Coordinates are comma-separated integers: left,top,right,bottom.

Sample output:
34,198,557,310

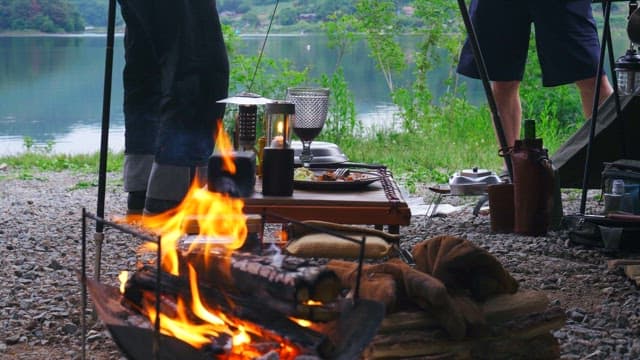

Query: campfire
82,121,566,359
82,122,383,360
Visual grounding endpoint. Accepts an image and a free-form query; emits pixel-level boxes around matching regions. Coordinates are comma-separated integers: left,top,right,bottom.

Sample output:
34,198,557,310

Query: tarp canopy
551,94,640,189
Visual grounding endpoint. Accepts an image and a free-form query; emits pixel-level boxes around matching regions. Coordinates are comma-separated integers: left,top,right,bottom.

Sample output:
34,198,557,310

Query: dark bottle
512,119,555,236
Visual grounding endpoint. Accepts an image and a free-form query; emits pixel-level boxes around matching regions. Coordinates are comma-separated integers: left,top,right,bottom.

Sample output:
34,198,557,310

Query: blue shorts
457,0,602,87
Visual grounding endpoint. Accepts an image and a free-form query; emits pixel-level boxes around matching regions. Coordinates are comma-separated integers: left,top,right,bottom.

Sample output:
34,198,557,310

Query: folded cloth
327,258,478,340
286,233,392,259
285,220,400,259
327,260,398,311
411,235,519,302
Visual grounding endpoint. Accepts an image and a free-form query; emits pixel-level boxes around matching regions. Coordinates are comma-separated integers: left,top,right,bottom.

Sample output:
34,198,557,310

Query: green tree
352,0,405,93
69,0,110,27
0,0,83,32
278,7,297,26
242,11,260,29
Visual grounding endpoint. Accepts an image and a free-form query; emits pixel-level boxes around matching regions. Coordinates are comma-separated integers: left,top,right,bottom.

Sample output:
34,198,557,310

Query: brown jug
511,121,555,236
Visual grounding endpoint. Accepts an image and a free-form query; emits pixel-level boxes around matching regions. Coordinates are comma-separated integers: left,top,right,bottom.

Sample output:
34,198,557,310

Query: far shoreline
0,30,326,38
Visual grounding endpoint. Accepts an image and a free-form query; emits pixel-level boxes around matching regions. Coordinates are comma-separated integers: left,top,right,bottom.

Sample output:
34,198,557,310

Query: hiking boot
126,191,146,215
143,197,180,216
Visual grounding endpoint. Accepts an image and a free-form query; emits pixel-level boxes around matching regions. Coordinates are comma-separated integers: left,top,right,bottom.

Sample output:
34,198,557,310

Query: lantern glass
615,49,640,95
616,69,640,95
265,102,295,149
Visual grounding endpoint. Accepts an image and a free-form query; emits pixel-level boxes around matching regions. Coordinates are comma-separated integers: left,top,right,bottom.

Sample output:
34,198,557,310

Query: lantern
265,102,295,149
615,49,640,95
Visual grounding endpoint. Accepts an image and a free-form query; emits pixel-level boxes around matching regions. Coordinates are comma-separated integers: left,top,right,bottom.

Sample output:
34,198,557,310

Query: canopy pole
580,0,614,215
456,0,513,181
95,0,117,281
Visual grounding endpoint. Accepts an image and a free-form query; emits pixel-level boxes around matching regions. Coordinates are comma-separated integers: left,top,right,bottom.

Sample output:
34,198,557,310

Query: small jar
604,179,625,214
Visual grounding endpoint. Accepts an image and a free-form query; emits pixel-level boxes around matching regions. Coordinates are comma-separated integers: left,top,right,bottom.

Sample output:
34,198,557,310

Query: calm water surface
0,34,473,155
0,30,628,156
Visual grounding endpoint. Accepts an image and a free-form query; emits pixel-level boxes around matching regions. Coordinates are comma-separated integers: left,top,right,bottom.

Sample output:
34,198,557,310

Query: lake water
0,34,478,156
0,28,629,156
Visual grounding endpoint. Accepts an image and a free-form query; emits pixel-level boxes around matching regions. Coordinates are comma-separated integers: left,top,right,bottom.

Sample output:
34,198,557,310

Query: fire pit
81,212,384,359
80,123,384,359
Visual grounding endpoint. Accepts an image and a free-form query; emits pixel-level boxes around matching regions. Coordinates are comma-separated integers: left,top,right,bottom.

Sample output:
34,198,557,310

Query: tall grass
0,73,585,195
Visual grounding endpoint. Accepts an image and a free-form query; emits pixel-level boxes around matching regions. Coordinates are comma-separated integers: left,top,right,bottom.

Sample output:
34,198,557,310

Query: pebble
1,170,639,359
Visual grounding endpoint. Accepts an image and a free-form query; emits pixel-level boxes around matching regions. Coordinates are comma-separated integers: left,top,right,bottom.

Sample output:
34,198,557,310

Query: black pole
81,208,87,360
605,2,627,161
580,0,612,214
97,0,117,233
456,0,514,181
94,0,117,281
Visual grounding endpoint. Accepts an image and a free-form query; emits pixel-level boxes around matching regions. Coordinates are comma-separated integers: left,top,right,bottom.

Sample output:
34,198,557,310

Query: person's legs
142,0,229,214
491,81,522,150
117,0,162,214
575,75,614,119
457,0,530,164
531,0,611,96
457,0,531,82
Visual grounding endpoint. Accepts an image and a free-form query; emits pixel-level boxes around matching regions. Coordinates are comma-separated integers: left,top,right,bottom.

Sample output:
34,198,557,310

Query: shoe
143,197,180,216
127,191,146,215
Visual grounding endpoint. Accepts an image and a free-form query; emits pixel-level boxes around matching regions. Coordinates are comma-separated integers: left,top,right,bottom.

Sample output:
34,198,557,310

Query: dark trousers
117,0,229,166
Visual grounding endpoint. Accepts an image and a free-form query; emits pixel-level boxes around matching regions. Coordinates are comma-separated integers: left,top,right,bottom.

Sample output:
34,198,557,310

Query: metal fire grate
80,208,375,360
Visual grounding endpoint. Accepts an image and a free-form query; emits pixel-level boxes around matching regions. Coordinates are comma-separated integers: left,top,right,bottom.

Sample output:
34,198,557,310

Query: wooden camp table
243,168,411,233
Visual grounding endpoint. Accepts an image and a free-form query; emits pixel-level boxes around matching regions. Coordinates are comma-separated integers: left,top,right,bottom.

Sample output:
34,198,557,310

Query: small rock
5,335,20,345
61,323,78,335
47,259,64,271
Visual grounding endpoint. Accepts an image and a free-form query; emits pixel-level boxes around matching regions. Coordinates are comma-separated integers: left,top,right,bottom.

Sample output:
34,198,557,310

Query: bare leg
575,75,613,119
491,81,522,149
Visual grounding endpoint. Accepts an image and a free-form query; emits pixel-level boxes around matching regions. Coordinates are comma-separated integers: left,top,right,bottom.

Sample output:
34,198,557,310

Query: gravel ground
1,168,640,359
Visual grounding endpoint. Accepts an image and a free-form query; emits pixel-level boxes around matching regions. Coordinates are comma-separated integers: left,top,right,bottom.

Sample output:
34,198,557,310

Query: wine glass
285,87,330,167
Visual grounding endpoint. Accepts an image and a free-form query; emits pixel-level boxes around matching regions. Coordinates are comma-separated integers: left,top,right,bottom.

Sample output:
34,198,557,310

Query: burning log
88,278,328,359
124,265,339,326
180,243,342,306
228,252,341,304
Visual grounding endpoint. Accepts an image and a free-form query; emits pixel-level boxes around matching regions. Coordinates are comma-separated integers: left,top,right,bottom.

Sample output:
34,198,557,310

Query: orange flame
140,264,298,357
127,121,300,357
289,317,312,328
215,120,236,174
139,121,247,275
118,271,129,294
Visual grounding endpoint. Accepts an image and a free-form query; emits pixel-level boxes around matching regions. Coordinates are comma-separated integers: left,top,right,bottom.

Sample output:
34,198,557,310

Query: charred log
229,252,341,303
181,249,342,305
88,279,327,358
123,265,335,352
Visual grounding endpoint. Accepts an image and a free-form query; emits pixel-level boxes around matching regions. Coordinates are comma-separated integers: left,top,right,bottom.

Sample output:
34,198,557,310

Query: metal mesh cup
285,87,330,167
285,87,330,129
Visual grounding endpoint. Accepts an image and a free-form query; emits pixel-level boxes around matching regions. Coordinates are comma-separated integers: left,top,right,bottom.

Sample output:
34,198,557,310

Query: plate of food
293,167,380,191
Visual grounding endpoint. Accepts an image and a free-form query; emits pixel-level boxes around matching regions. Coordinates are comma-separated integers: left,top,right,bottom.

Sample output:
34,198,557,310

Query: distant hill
0,0,364,33
0,0,84,33
68,0,112,28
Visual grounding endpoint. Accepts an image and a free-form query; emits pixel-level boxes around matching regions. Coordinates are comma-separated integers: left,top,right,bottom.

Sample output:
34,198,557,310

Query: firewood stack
365,290,564,359
327,235,565,359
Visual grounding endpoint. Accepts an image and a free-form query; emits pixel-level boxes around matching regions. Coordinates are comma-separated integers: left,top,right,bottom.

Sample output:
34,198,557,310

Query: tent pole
605,3,625,159
456,0,513,181
580,0,613,215
95,0,117,281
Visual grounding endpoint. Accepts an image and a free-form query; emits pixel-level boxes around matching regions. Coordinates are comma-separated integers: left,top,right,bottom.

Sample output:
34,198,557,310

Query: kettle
449,167,501,196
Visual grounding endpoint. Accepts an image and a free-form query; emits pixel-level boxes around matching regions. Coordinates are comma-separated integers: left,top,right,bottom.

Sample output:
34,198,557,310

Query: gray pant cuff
146,163,206,202
123,154,155,192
